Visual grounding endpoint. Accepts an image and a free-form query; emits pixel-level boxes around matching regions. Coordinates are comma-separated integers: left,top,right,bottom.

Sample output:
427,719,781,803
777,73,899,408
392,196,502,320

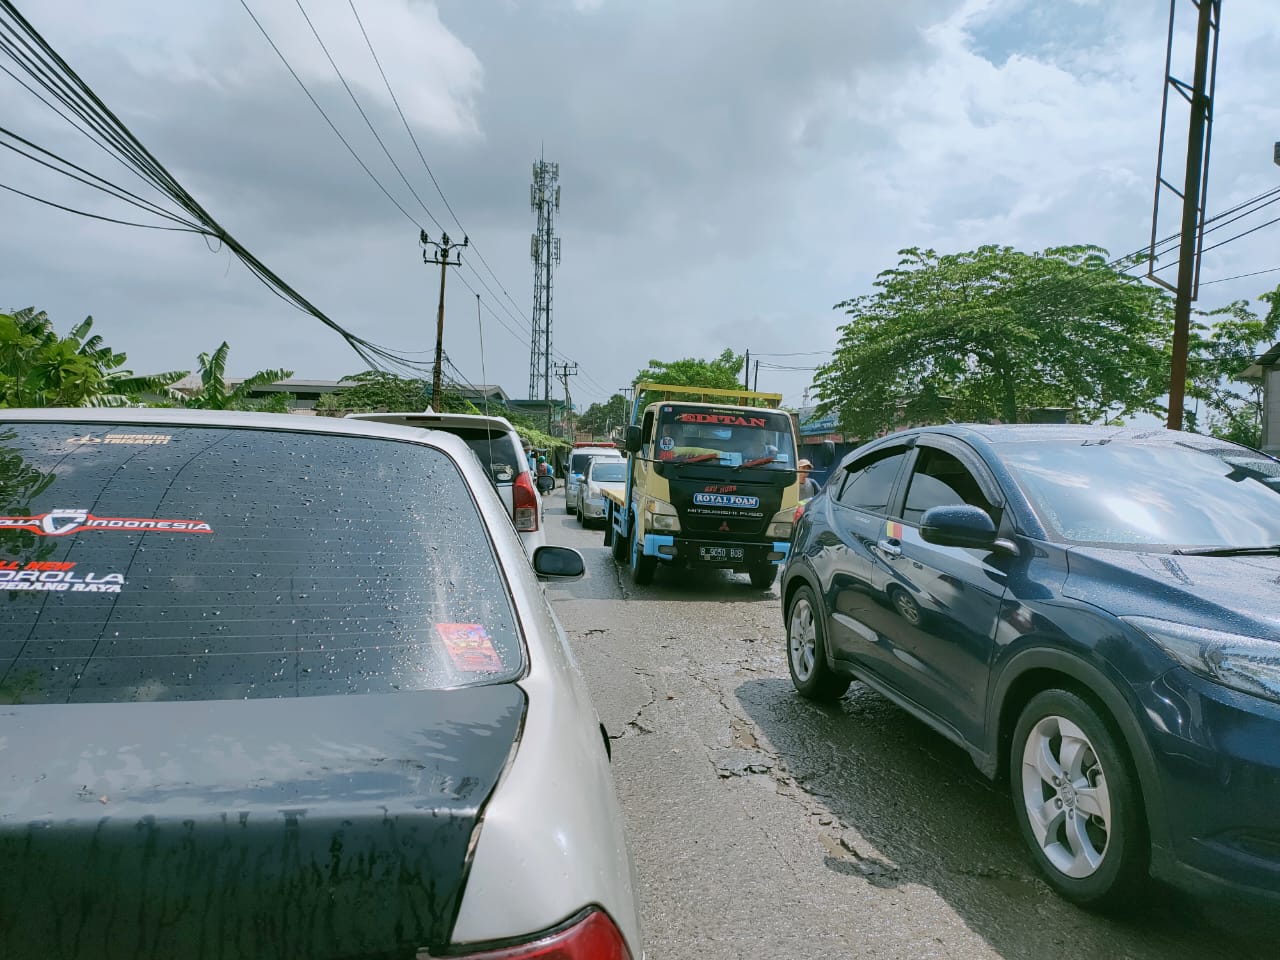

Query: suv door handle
877,538,902,557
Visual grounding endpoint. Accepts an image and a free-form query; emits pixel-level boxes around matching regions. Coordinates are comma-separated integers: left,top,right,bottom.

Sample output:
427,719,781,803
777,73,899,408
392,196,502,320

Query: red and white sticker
0,560,123,593
0,509,212,537
435,623,504,672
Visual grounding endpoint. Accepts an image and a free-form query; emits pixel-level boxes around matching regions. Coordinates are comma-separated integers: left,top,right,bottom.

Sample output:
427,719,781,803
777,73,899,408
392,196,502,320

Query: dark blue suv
781,424,1280,907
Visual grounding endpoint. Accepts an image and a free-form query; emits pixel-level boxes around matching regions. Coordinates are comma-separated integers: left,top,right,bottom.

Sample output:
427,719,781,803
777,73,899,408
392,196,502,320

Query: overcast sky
4,0,1280,410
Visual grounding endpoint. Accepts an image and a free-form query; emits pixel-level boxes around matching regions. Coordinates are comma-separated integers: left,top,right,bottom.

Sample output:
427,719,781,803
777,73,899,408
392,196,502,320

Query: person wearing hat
797,459,818,499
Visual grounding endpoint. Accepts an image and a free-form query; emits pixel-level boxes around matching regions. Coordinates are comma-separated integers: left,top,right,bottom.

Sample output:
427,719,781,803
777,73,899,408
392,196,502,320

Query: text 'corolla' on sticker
436,623,504,672
0,561,124,593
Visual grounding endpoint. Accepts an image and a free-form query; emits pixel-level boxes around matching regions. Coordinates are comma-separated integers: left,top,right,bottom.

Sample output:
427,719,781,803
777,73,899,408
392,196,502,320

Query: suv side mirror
624,425,642,454
532,545,585,581
920,505,997,549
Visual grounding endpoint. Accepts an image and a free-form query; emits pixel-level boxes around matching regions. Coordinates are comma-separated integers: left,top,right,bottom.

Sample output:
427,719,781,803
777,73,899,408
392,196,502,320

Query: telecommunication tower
528,158,561,409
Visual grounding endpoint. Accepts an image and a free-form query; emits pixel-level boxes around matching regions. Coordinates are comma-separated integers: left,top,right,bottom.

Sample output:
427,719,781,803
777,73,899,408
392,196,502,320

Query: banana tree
0,308,187,408
175,341,293,411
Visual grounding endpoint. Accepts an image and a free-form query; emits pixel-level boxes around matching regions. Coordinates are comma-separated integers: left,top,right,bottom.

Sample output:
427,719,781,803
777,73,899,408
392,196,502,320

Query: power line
1200,265,1280,286
0,180,207,232
236,0,423,231
259,0,609,401
0,125,205,228
293,0,445,234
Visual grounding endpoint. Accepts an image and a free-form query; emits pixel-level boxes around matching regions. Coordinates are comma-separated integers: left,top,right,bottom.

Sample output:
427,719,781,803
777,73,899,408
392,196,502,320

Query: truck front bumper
641,535,790,567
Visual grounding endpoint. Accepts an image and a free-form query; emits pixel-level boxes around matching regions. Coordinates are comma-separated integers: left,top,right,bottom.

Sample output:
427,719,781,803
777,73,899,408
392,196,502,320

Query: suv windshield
590,462,626,483
654,406,797,468
0,424,524,704
999,439,1280,549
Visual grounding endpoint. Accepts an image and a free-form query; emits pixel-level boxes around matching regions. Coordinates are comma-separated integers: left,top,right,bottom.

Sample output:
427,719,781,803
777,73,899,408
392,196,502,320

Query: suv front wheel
1010,689,1148,909
785,586,849,701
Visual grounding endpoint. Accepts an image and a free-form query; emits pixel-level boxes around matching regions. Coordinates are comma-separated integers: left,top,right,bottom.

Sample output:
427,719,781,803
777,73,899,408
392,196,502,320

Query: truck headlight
645,498,680,532
765,508,794,540
1122,616,1280,705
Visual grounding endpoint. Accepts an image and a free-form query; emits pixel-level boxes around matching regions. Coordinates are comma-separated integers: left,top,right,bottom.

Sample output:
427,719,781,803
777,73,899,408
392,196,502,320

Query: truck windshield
653,407,797,469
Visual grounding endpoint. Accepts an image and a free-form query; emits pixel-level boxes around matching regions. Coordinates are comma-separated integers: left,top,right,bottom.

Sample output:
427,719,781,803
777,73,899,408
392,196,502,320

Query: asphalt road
539,488,1280,960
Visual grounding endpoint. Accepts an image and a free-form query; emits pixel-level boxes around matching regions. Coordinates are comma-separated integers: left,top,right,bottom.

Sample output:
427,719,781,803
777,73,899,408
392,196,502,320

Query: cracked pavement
540,491,1280,960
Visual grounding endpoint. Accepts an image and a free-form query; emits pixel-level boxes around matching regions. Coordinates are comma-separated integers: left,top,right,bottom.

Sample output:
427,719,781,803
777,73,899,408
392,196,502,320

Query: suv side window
902,448,997,525
835,447,908,515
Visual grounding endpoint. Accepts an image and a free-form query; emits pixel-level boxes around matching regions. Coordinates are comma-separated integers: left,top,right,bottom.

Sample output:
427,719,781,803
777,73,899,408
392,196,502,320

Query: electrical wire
1200,265,1280,286
236,0,422,231
342,0,612,399
0,180,208,232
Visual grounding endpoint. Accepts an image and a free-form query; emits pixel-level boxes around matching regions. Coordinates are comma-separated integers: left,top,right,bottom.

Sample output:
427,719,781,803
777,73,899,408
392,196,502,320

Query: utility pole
555,362,578,437
529,157,562,421
1148,0,1221,431
753,359,760,392
421,230,467,410
743,349,750,390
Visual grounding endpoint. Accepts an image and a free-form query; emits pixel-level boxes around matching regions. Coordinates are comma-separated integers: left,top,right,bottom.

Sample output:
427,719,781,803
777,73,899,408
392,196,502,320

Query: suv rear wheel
1010,689,1148,909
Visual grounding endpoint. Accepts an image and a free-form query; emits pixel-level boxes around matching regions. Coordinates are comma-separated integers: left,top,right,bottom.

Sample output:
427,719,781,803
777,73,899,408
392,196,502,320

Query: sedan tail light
513,472,539,532
441,908,632,959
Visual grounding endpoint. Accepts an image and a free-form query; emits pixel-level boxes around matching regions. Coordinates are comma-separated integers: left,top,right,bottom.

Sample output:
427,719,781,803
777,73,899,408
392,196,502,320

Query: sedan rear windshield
0,424,524,704
570,452,617,475
999,439,1280,549
590,462,626,482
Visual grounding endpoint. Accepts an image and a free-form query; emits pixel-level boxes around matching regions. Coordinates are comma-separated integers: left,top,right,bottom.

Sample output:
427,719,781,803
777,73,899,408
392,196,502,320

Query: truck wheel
630,529,657,585
786,586,850,701
748,563,777,589
610,518,628,563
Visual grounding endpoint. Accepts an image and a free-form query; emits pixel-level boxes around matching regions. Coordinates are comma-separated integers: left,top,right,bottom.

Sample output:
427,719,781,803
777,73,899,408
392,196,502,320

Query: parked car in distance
578,456,627,527
346,411,545,559
782,424,1280,908
567,442,623,515
0,409,641,960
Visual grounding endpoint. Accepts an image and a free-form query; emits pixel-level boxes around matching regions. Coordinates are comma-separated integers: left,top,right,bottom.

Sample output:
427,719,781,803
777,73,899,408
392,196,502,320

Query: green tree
634,349,746,391
313,371,482,415
315,371,430,414
812,246,1173,435
576,393,629,436
0,307,186,408
174,341,293,412
1185,285,1280,447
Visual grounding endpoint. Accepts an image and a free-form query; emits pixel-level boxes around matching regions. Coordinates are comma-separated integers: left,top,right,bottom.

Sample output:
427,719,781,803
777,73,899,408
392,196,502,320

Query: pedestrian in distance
798,459,818,499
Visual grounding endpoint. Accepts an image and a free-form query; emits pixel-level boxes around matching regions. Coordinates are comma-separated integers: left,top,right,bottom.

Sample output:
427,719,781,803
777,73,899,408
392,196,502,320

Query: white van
346,411,545,559
566,443,624,515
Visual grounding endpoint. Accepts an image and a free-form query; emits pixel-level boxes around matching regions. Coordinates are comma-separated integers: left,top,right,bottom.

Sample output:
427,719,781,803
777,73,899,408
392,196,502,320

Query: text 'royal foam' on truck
603,381,802,588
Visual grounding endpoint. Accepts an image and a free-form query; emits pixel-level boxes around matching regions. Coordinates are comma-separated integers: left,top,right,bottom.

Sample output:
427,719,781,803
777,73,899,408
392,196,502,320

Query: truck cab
605,383,800,588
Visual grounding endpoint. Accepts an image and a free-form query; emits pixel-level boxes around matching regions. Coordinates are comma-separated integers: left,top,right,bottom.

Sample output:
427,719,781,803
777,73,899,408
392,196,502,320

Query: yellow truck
603,381,809,587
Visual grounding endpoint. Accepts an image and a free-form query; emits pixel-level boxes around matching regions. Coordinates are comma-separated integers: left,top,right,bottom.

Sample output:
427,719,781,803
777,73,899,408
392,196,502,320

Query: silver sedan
0,409,641,960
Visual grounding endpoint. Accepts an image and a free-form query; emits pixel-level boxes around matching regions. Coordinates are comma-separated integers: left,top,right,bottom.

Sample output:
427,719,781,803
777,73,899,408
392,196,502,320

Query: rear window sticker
0,509,213,537
0,560,124,593
436,623,504,672
68,433,171,445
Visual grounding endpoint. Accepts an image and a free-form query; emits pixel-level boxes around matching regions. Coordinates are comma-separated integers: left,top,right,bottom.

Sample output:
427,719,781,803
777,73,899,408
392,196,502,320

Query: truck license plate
699,546,744,562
